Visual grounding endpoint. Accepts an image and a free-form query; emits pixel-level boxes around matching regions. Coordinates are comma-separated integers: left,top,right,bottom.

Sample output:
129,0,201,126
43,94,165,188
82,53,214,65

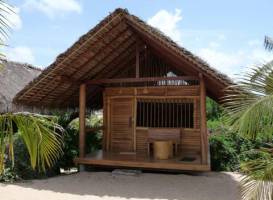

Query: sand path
0,171,241,200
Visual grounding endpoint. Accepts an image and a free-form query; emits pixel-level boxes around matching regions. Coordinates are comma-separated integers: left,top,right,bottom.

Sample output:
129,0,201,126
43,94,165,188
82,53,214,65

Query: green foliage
0,167,18,183
206,97,227,134
209,131,267,171
206,97,222,121
222,62,273,199
52,112,78,170
53,111,102,170
223,62,273,140
210,133,238,171
1,135,60,182
0,111,102,182
0,113,64,175
240,147,273,200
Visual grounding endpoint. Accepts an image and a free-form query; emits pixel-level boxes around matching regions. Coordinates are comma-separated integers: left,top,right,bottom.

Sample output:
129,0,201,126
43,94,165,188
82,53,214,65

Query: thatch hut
14,8,233,171
0,60,41,113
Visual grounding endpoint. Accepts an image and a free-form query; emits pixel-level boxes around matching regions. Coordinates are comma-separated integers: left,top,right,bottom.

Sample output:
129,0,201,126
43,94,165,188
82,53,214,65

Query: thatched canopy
14,8,233,109
0,60,41,113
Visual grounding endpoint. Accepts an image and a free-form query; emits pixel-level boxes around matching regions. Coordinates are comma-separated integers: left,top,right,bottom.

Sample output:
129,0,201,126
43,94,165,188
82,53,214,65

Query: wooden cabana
14,8,233,171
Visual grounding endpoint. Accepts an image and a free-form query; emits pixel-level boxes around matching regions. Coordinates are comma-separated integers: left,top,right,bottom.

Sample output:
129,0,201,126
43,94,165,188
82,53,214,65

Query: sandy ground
0,171,241,200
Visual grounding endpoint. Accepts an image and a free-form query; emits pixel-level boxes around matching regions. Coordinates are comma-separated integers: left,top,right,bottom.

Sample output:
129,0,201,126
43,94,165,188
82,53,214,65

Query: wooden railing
85,76,199,85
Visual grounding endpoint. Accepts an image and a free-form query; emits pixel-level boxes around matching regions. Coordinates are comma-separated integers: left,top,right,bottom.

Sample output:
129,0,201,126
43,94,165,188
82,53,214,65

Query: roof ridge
1,59,42,71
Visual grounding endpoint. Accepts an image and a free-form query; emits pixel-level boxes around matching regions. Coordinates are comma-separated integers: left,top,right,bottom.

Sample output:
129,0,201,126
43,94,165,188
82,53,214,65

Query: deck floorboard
74,150,210,171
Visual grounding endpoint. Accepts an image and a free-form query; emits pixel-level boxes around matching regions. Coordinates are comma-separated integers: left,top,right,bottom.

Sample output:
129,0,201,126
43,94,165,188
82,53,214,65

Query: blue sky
5,0,273,78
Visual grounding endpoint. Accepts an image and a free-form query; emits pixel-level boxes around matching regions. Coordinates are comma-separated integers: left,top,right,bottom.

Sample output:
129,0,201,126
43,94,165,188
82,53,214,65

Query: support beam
85,76,198,85
79,83,86,158
136,38,140,78
199,73,208,165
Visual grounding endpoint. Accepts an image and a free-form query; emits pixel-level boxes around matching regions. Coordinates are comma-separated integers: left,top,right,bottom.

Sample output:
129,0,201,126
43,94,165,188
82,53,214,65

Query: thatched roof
14,8,233,109
0,60,41,112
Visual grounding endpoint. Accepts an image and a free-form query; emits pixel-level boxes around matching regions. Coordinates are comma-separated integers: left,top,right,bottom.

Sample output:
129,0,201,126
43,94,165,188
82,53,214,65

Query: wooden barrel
153,140,173,160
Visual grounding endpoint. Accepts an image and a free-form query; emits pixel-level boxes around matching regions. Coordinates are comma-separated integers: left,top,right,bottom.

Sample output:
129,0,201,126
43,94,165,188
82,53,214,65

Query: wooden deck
74,150,210,171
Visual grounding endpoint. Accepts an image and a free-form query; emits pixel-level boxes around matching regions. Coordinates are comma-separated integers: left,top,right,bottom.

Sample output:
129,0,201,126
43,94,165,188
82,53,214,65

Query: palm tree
265,36,273,51
223,61,273,200
0,1,64,174
0,113,64,173
0,0,14,61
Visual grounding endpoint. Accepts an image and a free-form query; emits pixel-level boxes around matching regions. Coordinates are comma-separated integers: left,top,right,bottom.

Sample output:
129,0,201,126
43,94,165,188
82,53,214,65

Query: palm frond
241,154,273,200
223,63,273,199
0,112,64,174
0,0,15,63
265,36,273,51
0,0,14,43
223,62,273,140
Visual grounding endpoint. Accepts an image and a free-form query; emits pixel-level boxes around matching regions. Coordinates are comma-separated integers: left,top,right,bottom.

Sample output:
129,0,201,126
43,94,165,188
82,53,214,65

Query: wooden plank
79,33,135,80
109,97,135,152
199,73,208,164
86,76,198,85
74,152,210,171
133,94,137,151
69,22,130,79
136,128,148,153
79,83,86,158
136,38,140,78
102,91,107,150
56,75,82,85
106,96,111,151
181,129,201,153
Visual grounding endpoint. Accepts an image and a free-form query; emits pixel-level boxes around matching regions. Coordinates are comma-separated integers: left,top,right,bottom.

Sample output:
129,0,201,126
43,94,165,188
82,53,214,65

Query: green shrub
206,98,271,172
210,133,239,171
209,131,266,171
206,98,222,121
0,111,102,182
0,135,59,182
0,167,19,183
54,112,102,170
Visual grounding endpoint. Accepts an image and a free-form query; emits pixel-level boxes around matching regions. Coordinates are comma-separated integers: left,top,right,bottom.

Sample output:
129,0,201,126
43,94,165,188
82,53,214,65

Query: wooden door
110,97,135,152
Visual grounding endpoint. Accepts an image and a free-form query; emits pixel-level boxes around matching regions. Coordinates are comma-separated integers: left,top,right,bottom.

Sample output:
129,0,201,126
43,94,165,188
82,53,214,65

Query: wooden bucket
153,141,173,160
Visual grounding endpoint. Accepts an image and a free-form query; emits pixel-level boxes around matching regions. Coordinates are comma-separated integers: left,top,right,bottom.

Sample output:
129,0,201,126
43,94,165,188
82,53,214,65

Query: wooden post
199,73,208,164
136,39,140,78
79,83,86,158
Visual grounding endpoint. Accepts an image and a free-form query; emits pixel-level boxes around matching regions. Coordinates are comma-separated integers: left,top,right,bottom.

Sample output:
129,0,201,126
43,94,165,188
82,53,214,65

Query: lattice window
136,98,194,128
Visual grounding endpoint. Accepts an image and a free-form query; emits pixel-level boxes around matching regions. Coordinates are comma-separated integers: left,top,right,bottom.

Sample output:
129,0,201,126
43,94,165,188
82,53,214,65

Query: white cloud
208,41,220,48
148,9,272,79
198,48,244,77
197,47,273,78
217,34,226,41
8,7,22,30
248,39,262,47
6,46,35,64
23,0,82,18
0,3,22,31
148,9,182,44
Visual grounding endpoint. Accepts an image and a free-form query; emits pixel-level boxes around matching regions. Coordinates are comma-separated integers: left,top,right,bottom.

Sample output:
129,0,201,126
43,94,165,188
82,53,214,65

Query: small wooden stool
153,140,173,160
147,128,180,157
